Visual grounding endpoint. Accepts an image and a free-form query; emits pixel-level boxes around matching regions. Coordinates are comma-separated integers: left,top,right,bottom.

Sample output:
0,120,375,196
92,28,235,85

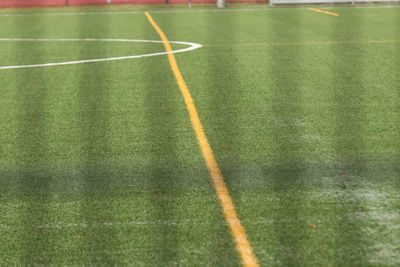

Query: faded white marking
37,219,208,229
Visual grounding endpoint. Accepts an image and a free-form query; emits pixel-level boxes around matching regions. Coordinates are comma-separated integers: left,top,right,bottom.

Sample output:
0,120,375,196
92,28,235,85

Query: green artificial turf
0,4,399,266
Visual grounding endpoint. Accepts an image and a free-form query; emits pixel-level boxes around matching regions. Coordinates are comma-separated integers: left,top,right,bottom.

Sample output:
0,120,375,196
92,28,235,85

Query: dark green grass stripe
143,18,181,265
330,14,369,266
392,12,400,265
144,68,181,265
204,12,243,266
76,12,119,265
393,3,400,187
396,1,400,189
267,11,308,266
12,14,53,265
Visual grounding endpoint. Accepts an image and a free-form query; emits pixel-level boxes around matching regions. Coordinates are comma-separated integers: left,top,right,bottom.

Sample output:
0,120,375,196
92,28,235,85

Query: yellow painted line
308,8,340,17
144,11,260,267
203,39,400,48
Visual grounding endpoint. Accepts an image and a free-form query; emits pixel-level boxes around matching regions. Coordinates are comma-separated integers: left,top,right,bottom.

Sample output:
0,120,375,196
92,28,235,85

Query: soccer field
0,4,399,266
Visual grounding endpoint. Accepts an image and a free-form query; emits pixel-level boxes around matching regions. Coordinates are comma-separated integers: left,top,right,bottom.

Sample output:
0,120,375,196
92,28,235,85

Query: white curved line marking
0,38,202,70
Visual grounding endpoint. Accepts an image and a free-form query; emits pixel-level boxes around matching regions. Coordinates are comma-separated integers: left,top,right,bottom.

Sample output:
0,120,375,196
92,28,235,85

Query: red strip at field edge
0,0,265,8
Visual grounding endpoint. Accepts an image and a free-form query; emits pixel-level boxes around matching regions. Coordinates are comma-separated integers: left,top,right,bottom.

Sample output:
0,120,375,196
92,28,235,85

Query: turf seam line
308,7,340,16
144,11,260,267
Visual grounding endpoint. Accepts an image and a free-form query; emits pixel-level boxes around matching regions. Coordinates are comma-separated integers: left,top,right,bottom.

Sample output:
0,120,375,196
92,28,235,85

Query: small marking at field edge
308,8,340,17
144,11,260,267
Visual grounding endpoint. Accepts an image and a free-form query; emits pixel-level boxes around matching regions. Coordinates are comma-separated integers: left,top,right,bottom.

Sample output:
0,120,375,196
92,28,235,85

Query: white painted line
0,38,202,70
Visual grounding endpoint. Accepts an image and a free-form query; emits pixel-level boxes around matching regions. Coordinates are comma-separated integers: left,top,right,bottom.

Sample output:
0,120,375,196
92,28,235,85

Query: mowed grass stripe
308,8,340,17
144,11,259,267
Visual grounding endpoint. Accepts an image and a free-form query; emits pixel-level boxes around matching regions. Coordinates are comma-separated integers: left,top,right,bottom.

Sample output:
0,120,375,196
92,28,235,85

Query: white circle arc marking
0,38,202,70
